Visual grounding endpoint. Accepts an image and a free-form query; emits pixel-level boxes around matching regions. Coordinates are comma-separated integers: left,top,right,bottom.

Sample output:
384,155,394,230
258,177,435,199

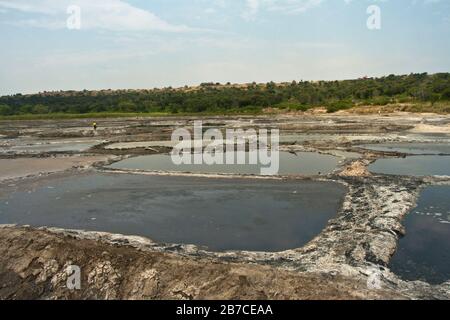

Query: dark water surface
390,186,450,284
0,173,347,252
369,156,450,176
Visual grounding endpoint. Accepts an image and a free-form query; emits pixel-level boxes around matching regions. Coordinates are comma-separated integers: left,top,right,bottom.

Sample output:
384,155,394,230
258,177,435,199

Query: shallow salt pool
359,143,450,155
369,156,450,176
0,139,100,154
0,173,347,252
390,185,450,284
107,151,341,176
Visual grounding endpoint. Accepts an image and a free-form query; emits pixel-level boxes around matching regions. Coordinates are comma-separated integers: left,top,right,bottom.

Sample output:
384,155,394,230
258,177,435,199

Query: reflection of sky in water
108,152,341,176
415,205,450,224
359,143,450,155
390,186,450,284
369,156,450,176
0,174,346,252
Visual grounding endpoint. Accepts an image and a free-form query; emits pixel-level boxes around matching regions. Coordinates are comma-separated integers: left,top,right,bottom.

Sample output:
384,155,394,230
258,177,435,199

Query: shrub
326,100,354,113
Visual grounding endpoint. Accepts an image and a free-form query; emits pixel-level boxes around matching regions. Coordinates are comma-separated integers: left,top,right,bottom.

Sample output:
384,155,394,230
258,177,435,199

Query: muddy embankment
0,225,405,300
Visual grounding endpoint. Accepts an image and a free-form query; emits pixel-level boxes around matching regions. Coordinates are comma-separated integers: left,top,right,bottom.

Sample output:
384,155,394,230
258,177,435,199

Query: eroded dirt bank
0,225,406,300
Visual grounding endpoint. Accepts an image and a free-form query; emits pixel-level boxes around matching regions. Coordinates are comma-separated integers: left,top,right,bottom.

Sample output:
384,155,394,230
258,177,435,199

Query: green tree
32,104,49,114
19,104,33,114
118,100,137,112
441,88,450,100
0,104,12,116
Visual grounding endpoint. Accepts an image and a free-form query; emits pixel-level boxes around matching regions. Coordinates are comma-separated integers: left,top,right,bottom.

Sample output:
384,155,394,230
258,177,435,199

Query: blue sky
0,0,449,95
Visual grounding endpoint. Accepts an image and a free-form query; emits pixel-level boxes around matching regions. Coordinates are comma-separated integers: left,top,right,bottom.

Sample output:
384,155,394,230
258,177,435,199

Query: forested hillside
1,73,450,116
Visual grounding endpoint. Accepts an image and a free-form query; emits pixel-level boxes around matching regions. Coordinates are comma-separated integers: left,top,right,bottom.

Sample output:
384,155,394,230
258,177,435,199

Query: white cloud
242,0,443,19
0,0,190,32
243,0,324,19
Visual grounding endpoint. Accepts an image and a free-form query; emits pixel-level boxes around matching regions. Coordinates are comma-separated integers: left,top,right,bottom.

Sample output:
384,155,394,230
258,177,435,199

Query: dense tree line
1,73,450,116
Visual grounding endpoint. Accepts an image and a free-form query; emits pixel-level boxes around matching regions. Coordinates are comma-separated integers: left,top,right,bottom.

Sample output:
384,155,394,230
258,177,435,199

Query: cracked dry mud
0,113,450,300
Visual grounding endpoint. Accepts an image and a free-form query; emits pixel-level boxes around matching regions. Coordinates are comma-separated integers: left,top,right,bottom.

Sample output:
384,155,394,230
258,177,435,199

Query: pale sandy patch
0,156,109,181
339,160,371,177
408,124,450,134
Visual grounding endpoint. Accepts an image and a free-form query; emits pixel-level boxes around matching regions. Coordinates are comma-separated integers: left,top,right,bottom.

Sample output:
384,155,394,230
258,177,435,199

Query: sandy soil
408,124,450,134
339,160,372,177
